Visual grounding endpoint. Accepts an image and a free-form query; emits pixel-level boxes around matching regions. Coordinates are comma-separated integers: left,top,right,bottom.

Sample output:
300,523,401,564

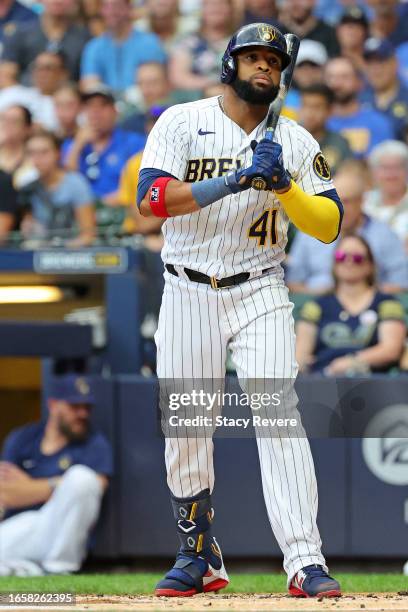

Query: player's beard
231,76,280,105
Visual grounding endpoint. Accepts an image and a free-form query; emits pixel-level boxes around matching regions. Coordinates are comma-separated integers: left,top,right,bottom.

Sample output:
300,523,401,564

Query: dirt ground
65,591,408,612
15,592,407,612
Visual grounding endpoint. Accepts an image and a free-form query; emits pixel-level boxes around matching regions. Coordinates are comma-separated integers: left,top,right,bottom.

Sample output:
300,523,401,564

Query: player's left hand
252,139,291,191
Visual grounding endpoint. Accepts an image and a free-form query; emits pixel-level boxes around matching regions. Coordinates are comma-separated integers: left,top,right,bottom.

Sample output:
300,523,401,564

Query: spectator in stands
364,140,408,249
0,374,112,576
295,39,327,90
299,84,352,174
78,0,105,37
0,169,18,242
368,0,408,48
1,0,90,83
335,6,369,73
278,0,339,57
241,0,285,29
118,106,165,236
397,41,408,88
0,63,29,111
0,105,31,178
80,0,166,94
325,57,396,158
0,0,37,53
168,0,234,94
287,163,408,294
361,38,408,141
118,105,164,371
20,131,95,247
28,51,68,131
64,86,145,204
0,51,67,131
314,0,367,26
295,234,407,375
284,39,327,118
120,62,177,133
54,83,83,140
136,0,198,52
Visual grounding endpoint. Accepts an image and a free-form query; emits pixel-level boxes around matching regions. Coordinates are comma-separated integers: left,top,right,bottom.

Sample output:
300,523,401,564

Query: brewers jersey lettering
142,95,334,581
141,95,334,277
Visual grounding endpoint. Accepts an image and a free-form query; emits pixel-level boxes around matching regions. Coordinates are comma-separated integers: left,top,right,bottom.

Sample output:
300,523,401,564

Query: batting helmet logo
221,22,291,84
258,24,276,43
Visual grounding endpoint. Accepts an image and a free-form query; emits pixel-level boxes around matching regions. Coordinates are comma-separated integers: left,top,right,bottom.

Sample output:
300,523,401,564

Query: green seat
95,200,126,240
289,293,313,321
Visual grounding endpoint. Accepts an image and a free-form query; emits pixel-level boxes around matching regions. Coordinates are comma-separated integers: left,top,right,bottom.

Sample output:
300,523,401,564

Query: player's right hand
225,139,289,192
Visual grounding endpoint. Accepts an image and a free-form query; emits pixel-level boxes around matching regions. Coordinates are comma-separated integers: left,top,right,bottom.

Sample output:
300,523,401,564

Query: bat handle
251,127,274,190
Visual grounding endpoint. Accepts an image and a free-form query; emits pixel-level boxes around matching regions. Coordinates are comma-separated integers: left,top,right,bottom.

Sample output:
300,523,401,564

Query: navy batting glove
252,139,291,191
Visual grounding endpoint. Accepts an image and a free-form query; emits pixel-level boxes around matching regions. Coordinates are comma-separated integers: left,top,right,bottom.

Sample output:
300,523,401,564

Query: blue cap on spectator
339,6,368,29
49,375,95,405
363,38,395,61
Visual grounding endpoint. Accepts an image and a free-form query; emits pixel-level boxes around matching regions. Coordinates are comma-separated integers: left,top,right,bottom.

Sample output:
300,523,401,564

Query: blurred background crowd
0,0,407,374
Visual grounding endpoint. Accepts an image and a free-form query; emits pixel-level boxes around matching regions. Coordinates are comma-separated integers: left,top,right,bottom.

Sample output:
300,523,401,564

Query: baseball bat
251,33,301,191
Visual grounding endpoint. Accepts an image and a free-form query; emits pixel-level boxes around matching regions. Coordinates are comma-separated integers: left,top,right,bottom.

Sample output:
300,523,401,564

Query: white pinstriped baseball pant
155,268,327,581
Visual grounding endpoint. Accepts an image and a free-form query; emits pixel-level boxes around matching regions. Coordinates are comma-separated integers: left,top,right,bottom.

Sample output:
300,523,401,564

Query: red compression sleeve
148,177,175,217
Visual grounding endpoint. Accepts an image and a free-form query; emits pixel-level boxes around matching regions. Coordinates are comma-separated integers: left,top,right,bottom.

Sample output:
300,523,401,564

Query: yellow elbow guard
276,180,342,243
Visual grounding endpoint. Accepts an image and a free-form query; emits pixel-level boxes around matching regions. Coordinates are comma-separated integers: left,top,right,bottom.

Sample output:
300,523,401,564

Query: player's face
333,236,373,285
299,93,330,133
233,47,282,105
56,401,92,442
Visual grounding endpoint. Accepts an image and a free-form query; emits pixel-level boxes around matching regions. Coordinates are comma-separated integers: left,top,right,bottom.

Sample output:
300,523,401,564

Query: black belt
165,263,271,290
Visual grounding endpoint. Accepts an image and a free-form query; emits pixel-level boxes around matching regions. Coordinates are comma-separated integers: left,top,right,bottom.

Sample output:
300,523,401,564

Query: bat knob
251,177,267,191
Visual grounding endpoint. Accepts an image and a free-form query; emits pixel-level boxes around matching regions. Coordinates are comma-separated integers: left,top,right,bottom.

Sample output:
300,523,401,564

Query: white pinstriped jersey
141,95,334,277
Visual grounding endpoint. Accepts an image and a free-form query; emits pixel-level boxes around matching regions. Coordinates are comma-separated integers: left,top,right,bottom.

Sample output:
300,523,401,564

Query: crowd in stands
0,0,407,370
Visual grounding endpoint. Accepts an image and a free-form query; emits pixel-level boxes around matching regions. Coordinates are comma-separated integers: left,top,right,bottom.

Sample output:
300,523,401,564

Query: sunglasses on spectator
334,250,369,264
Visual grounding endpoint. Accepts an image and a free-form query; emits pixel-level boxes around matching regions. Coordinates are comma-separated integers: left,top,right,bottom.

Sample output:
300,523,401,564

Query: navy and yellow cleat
155,540,229,597
289,565,341,598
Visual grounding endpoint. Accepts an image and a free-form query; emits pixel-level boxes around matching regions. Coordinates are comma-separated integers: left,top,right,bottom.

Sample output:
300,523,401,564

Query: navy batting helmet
221,23,291,84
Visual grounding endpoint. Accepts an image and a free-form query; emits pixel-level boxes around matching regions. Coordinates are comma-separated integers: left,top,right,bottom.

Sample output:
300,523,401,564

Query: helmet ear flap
221,55,237,84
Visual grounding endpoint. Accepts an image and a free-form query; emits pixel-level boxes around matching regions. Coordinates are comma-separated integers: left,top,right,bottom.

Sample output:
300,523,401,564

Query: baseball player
137,23,343,598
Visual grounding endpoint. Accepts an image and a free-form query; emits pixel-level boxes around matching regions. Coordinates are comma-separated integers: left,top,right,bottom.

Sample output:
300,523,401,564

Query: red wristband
149,176,174,217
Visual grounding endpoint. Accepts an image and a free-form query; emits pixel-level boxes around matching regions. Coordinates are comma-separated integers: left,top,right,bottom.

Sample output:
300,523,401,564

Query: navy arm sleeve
316,188,344,242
